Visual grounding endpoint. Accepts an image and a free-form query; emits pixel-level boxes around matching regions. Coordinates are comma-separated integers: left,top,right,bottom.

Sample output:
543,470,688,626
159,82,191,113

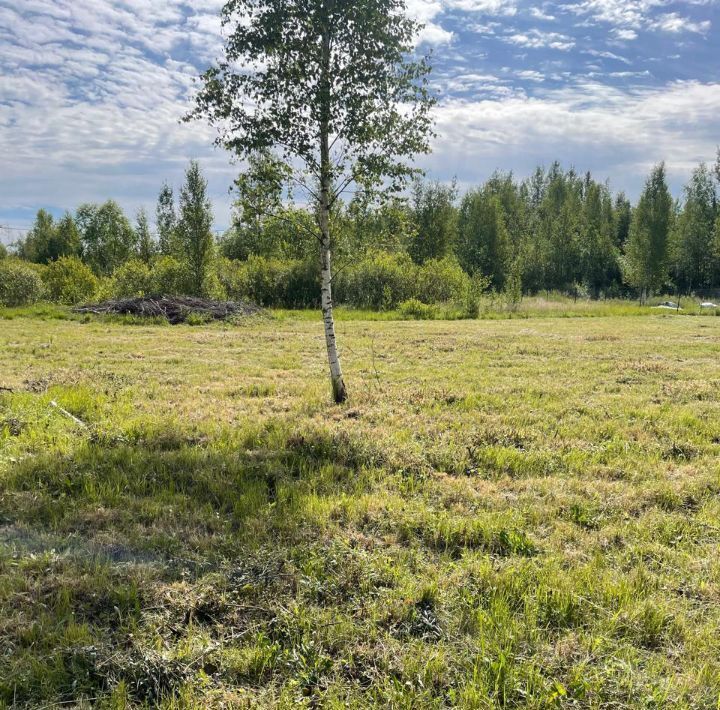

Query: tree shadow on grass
0,422,540,707
0,422,388,706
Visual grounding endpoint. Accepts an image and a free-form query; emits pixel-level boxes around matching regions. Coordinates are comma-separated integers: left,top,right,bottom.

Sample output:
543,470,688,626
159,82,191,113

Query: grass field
1,306,720,708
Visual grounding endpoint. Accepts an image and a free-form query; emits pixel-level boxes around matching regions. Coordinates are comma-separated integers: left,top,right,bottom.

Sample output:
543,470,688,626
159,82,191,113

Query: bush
0,259,46,307
242,256,289,307
283,259,320,308
0,243,7,260
335,251,416,309
43,256,98,304
417,257,471,304
216,257,250,302
108,259,153,298
398,298,437,319
151,256,194,296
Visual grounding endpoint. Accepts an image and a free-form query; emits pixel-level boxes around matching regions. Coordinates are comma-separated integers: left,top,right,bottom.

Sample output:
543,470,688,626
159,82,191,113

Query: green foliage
18,210,81,264
456,190,509,287
9,159,720,309
409,179,458,264
108,259,154,298
340,198,416,257
177,161,215,296
417,256,471,304
189,0,435,198
671,162,718,292
0,242,6,260
43,256,98,305
0,259,46,306
397,297,437,319
222,207,317,262
156,182,179,257
77,201,137,276
580,179,619,297
218,255,318,307
151,256,194,296
226,151,292,260
624,163,674,300
135,209,156,264
504,257,523,311
335,251,415,309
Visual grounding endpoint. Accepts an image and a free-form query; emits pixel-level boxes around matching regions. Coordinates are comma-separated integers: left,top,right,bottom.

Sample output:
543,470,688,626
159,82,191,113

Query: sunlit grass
1,308,720,707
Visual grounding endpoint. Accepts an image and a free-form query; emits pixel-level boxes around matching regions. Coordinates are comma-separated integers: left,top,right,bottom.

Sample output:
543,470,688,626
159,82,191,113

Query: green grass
1,306,720,707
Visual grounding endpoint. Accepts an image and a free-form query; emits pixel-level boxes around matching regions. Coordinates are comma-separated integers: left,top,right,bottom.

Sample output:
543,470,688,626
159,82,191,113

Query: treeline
2,154,720,310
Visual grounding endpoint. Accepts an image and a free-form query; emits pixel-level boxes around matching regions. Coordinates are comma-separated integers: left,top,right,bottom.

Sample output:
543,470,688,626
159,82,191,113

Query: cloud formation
0,0,718,235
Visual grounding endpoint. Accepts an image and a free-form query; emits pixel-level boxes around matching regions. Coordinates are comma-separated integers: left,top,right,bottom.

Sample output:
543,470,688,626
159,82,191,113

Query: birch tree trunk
319,223,347,403
318,6,348,404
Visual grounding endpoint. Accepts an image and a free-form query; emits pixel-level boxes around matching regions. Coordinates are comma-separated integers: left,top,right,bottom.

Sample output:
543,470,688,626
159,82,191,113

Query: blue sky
1,0,719,242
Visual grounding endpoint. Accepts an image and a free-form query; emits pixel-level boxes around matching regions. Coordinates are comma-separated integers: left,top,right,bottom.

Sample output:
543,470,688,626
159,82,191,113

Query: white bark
320,239,347,403
317,4,347,403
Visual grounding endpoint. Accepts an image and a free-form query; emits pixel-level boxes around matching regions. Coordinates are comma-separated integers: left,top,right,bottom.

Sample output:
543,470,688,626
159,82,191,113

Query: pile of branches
73,295,263,324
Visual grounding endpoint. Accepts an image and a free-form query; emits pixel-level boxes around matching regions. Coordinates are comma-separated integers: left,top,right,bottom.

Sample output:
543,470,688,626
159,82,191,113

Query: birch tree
624,163,673,302
187,0,435,403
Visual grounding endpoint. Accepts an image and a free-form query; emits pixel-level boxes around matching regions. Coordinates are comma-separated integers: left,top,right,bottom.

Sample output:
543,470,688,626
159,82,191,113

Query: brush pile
73,295,263,324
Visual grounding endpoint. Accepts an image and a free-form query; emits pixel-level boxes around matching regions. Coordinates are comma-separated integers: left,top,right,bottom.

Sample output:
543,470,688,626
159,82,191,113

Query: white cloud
649,12,711,33
0,0,236,224
611,28,639,40
565,0,665,30
505,29,575,50
446,0,517,15
529,7,556,21
428,80,720,194
514,69,546,81
567,0,712,38
584,48,631,64
409,0,518,44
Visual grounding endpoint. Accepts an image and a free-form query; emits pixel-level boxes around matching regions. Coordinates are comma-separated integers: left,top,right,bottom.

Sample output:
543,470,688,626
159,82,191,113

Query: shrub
108,259,153,298
43,256,98,304
151,256,194,296
398,298,437,319
0,259,46,307
283,259,319,308
416,257,471,304
216,257,251,301
0,243,7,260
242,256,289,307
335,251,416,309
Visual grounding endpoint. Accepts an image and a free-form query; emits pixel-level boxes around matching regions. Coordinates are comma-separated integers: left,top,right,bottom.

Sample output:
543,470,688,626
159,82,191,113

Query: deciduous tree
187,0,435,403
624,163,673,302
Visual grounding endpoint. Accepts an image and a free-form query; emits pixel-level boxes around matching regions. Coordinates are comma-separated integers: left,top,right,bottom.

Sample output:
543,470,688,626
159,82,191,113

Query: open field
1,308,720,707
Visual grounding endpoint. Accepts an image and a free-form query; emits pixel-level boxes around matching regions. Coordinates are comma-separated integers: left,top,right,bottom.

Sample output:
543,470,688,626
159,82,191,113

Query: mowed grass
1,309,720,708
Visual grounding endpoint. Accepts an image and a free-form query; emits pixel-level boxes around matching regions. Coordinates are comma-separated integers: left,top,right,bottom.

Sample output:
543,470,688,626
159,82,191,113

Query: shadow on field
0,423,388,705
3,423,383,559
0,422,542,706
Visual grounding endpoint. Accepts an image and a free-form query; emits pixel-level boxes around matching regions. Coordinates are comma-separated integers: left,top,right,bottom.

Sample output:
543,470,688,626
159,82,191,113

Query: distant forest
2,153,720,310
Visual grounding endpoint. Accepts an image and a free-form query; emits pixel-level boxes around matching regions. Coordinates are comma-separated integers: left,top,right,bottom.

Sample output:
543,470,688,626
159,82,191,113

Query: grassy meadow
1,304,720,707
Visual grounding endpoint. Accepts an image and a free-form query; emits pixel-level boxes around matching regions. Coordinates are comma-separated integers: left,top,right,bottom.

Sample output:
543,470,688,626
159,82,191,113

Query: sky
1,0,719,242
